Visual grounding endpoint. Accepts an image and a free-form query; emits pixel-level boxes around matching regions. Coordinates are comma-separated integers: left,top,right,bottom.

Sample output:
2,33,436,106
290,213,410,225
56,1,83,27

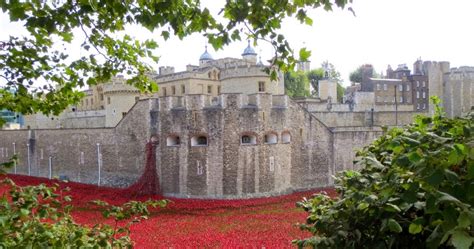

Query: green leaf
387,218,402,233
436,191,462,206
467,161,474,179
357,202,369,210
409,223,423,234
384,203,401,213
451,230,474,249
20,208,30,217
458,211,471,229
298,47,311,62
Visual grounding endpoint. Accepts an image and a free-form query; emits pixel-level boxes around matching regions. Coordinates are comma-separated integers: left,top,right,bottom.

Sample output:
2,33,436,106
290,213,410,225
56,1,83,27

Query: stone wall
153,93,333,198
331,127,384,172
309,111,420,127
445,67,474,117
0,100,152,187
0,94,384,199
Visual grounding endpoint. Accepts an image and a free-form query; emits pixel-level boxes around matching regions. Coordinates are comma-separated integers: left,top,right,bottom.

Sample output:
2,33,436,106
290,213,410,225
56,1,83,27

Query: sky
1,0,474,86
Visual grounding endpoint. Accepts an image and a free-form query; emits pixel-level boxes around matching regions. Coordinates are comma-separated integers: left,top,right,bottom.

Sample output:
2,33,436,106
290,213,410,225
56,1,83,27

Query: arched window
191,135,208,146
241,133,257,145
166,135,180,146
281,131,291,144
264,132,278,144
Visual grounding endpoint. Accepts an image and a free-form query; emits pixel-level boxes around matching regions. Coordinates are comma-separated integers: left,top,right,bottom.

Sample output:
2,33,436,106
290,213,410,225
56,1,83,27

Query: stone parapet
155,93,288,111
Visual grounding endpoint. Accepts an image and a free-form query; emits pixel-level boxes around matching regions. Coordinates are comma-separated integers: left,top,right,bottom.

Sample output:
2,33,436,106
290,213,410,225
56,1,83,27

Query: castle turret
199,45,214,66
242,40,257,64
413,58,424,75
386,65,394,79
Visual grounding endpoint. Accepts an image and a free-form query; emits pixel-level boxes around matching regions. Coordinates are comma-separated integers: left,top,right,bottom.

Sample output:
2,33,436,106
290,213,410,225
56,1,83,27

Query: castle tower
318,79,337,102
386,65,394,79
297,61,311,72
242,40,257,64
199,45,214,66
413,58,424,75
423,61,450,115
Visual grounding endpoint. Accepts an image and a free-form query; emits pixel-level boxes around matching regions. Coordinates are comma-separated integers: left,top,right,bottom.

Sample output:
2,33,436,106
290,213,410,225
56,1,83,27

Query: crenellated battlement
449,66,474,79
153,93,289,111
219,66,267,79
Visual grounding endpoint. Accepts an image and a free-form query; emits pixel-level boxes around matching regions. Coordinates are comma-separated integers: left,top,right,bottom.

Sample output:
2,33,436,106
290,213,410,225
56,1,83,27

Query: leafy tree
307,68,324,96
321,60,342,83
306,61,342,97
285,71,310,98
0,0,353,126
295,97,474,248
336,83,345,103
349,66,364,83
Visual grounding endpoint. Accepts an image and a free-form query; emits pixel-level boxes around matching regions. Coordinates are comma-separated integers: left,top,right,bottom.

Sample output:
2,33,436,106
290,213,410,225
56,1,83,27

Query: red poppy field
1,174,336,248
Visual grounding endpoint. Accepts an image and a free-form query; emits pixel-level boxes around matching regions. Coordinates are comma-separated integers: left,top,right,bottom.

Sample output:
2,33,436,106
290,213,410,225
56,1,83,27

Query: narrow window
383,84,387,91
376,84,381,91
422,81,426,87
100,94,104,101
122,112,127,117
269,156,275,172
417,81,420,87
217,86,221,94
281,131,291,143
191,135,208,146
406,84,410,91
241,134,257,145
181,85,186,94
264,133,278,144
207,85,212,94
416,91,420,98
398,84,403,91
258,81,265,92
399,96,403,103
197,161,203,175
163,87,167,96
171,86,176,95
166,135,180,146
422,91,426,98
107,97,111,105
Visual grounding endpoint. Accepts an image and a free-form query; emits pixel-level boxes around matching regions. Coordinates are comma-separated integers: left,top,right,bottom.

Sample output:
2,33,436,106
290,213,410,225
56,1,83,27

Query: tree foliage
295,97,474,248
321,60,342,84
284,71,311,98
0,0,353,123
336,83,345,103
349,65,364,83
307,68,324,95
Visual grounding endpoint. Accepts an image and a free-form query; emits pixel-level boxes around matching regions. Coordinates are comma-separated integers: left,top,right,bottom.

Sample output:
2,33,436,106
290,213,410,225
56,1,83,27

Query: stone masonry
0,93,380,199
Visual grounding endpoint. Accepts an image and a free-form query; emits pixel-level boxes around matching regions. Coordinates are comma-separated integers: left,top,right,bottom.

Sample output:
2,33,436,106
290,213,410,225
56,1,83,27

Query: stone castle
0,44,472,198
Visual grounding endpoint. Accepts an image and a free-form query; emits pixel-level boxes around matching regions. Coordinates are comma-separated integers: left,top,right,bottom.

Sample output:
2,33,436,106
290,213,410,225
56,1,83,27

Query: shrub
295,99,474,249
0,157,167,248
0,178,167,248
